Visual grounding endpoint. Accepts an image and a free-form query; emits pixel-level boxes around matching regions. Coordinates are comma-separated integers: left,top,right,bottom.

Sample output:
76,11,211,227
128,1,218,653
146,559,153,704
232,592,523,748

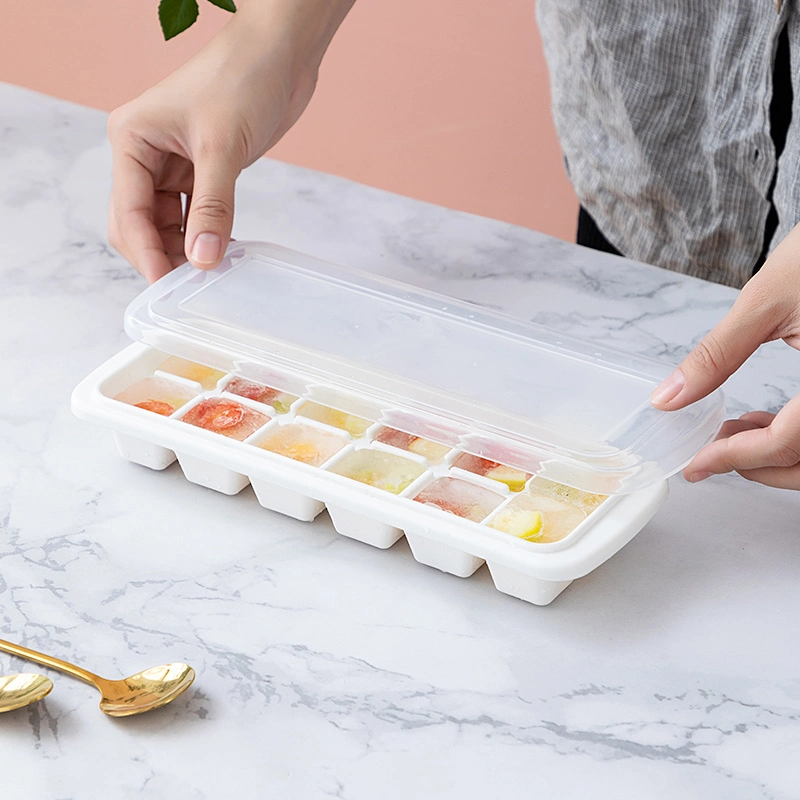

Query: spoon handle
0,638,100,686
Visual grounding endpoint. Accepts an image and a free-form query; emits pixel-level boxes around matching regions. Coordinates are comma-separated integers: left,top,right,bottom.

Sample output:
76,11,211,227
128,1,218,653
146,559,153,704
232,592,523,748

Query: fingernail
191,233,221,265
650,369,685,407
686,470,712,483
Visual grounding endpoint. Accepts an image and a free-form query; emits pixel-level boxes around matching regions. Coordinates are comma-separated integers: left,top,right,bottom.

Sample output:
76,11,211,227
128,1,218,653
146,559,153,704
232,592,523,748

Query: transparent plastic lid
125,241,725,494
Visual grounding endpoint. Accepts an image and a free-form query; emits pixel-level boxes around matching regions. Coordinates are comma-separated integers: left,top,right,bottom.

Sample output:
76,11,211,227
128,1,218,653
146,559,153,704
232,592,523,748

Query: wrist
234,0,355,74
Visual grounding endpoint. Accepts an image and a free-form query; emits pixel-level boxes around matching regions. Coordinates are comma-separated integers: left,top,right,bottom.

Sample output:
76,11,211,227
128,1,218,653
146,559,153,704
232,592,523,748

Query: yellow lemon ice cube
508,510,543,540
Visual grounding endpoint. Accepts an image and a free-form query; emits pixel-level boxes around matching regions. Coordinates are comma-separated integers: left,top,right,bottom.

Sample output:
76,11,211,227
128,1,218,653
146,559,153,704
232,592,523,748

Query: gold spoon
0,673,53,713
0,637,195,717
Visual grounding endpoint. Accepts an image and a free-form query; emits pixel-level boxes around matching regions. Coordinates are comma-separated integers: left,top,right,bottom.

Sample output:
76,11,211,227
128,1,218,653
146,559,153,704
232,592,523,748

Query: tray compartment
112,431,176,471
248,420,349,520
486,492,594,544
249,480,326,521
221,375,298,414
371,425,452,464
325,505,405,549
450,452,531,493
411,476,506,523
295,400,373,438
175,452,251,495
403,528,485,577
324,447,429,548
487,562,573,606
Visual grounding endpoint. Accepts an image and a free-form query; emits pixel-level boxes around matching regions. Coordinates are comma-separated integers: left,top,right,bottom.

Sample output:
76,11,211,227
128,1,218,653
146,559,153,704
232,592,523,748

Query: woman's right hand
108,0,355,283
651,220,800,489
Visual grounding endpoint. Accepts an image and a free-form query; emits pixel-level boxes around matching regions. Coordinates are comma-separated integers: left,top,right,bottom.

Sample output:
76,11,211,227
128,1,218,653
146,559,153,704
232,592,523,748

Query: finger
682,419,764,483
152,189,187,267
716,417,766,439
650,281,774,411
680,418,763,481
111,151,174,283
735,462,800,490
738,410,776,427
684,395,800,479
183,151,240,270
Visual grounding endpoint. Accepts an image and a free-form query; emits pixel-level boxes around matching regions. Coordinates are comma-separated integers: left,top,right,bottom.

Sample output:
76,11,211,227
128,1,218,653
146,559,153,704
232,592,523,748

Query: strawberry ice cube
224,377,297,413
373,426,451,464
180,398,269,441
412,477,504,522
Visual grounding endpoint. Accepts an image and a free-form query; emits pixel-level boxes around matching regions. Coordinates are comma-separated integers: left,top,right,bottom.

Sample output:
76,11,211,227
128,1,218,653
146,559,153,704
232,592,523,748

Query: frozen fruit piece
413,477,504,523
182,399,244,430
528,477,607,511
158,356,226,390
452,453,530,492
374,427,414,449
484,464,530,492
373,426,451,464
180,398,269,441
224,377,297,413
135,400,174,416
200,403,243,428
327,449,426,494
114,376,199,415
257,423,347,467
296,402,371,437
407,438,451,463
500,509,543,541
490,493,587,543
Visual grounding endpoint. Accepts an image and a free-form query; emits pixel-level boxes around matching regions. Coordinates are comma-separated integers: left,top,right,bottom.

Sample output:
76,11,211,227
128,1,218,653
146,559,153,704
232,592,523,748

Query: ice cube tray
73,343,669,605
72,242,724,605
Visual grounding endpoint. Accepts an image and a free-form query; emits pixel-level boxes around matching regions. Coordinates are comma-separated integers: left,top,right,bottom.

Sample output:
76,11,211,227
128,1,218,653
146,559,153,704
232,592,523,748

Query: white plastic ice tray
73,343,669,606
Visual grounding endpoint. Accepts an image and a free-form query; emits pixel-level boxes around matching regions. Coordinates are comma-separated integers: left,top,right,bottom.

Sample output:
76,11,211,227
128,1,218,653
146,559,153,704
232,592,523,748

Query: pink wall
3,0,577,240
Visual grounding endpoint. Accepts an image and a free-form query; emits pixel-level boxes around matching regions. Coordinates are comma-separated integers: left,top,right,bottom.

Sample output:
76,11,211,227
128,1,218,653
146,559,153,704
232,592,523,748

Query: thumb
184,152,240,270
650,290,773,411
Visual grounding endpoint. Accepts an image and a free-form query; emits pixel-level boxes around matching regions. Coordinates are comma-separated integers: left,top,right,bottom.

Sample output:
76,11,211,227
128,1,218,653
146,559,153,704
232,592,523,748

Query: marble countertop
2,82,800,799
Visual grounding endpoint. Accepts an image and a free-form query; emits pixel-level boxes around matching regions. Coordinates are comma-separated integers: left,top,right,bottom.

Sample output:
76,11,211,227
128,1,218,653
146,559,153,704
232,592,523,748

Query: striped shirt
536,1,795,287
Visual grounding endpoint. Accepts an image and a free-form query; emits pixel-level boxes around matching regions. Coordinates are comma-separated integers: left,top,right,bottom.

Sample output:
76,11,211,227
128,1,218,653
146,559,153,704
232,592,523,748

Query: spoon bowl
0,638,195,717
0,673,53,714
96,663,196,717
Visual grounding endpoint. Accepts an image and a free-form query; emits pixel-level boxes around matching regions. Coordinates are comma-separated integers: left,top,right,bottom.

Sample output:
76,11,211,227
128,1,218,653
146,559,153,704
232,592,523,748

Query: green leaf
159,0,200,40
207,0,237,12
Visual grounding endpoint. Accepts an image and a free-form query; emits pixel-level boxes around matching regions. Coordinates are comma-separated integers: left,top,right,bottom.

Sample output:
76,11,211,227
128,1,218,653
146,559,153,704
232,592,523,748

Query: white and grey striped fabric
537,1,798,287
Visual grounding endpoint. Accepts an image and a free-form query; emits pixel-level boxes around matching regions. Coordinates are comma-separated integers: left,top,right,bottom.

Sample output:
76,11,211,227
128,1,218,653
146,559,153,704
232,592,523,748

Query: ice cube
528,477,607,511
489,493,587,543
412,477,504,522
452,453,530,492
180,398,269,441
295,401,371,437
224,377,297,413
114,376,199,416
158,356,227,390
373,426,451,464
327,449,426,494
257,422,347,467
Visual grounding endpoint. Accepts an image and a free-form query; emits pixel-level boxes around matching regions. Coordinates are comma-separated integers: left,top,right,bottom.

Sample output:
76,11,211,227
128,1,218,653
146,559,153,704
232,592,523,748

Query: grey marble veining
2,82,800,799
